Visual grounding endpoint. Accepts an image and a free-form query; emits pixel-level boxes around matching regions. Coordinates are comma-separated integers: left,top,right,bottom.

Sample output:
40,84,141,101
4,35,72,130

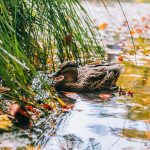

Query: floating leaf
97,23,108,30
63,92,79,99
99,93,112,100
117,56,124,62
61,104,74,112
136,28,142,33
130,30,135,35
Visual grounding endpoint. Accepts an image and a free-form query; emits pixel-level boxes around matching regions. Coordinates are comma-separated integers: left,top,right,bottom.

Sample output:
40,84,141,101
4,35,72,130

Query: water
0,1,150,150
39,1,150,150
40,91,150,150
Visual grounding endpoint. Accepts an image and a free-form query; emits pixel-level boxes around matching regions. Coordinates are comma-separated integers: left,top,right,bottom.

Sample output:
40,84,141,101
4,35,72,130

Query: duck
51,61,123,92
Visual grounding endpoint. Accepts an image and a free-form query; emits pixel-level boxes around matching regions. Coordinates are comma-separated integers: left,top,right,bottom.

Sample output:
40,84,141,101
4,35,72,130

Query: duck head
51,61,78,82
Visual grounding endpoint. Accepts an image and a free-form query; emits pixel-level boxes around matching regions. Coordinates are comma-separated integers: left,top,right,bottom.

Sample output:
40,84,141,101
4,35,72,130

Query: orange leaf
26,105,36,113
130,30,135,35
99,93,111,100
42,103,53,110
118,56,124,62
61,104,74,112
136,28,142,33
97,23,108,30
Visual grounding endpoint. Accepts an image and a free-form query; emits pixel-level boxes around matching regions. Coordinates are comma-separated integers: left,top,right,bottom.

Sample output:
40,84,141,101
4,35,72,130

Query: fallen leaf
117,56,124,62
26,105,36,113
99,93,112,100
143,120,150,124
0,115,12,131
136,28,142,33
130,30,135,35
61,104,74,112
127,91,134,97
97,23,108,30
63,92,79,99
42,103,53,110
145,131,150,140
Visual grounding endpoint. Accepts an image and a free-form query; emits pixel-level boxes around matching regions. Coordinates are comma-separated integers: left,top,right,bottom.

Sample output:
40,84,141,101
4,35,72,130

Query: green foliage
0,0,104,107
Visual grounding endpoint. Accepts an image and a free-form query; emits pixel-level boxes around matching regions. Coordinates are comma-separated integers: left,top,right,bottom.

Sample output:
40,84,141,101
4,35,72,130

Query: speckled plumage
55,62,123,92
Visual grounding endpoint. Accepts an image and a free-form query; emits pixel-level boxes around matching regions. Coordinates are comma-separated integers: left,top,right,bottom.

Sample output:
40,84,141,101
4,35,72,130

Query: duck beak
48,69,61,78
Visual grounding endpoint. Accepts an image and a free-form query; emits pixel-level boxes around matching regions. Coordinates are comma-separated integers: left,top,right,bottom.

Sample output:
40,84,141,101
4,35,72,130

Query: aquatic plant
0,0,104,114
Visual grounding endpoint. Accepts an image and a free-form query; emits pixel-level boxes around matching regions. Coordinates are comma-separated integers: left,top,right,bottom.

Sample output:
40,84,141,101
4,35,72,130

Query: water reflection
0,1,150,150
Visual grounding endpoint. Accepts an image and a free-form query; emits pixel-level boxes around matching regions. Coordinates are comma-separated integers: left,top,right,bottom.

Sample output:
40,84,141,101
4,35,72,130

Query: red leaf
127,91,134,97
61,104,74,112
42,103,53,110
118,56,124,62
26,105,36,113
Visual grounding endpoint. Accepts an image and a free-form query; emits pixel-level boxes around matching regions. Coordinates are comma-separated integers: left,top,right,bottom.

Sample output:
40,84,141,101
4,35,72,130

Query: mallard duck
51,61,123,92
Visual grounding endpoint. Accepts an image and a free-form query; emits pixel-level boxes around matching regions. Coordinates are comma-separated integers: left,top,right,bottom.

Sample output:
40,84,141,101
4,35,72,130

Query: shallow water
39,62,150,150
38,1,150,150
0,1,150,150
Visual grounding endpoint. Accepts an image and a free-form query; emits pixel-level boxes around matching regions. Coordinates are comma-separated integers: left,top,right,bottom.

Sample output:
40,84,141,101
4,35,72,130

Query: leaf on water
97,23,108,30
145,132,150,140
143,120,150,124
63,92,79,99
99,93,112,100
61,104,74,112
117,56,124,62
0,115,12,131
130,30,135,35
136,28,143,33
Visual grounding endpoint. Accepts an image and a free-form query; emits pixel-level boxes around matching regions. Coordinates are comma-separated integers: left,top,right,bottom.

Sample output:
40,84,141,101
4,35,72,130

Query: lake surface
0,1,150,150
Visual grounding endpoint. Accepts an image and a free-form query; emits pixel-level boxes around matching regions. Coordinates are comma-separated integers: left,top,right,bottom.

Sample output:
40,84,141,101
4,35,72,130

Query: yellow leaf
26,145,41,150
0,115,12,131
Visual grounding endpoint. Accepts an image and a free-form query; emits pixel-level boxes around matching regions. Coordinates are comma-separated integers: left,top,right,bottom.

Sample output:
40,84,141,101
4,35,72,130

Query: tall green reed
0,0,104,110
